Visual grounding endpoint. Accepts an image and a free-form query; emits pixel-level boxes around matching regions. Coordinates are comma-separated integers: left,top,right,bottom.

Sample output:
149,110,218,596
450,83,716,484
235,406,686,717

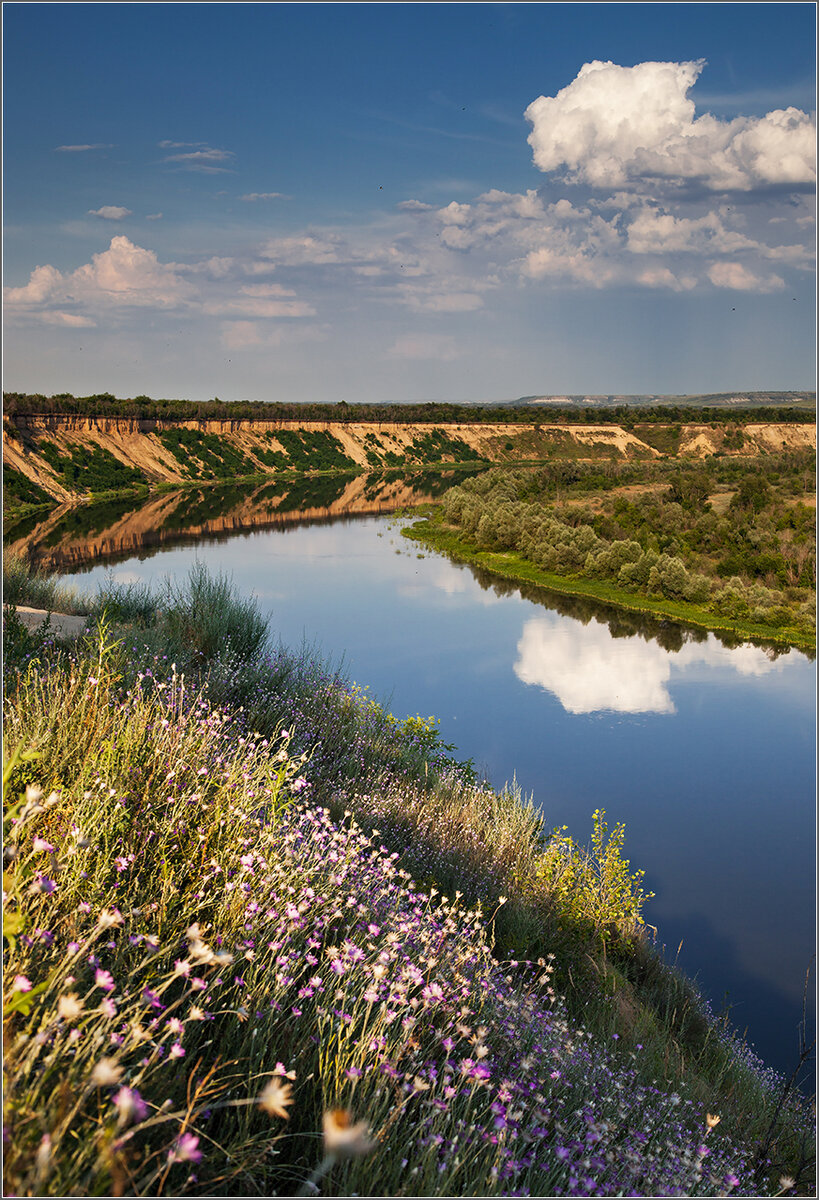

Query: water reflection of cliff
6,470,478,571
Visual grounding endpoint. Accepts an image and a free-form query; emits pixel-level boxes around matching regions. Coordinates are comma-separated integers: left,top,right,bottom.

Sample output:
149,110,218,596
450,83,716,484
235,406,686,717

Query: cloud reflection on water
514,614,793,715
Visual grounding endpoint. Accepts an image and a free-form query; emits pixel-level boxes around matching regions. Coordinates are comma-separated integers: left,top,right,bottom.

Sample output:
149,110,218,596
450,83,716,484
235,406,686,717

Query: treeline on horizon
3,390,815,426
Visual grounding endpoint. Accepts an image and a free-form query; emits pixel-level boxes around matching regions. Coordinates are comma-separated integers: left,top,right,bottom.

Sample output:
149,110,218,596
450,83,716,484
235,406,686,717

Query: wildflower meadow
2,561,814,1196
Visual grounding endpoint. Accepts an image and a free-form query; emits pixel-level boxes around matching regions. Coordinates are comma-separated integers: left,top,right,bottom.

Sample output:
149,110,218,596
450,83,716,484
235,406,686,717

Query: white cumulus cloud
4,237,194,318
525,59,816,192
88,206,132,220
707,261,785,291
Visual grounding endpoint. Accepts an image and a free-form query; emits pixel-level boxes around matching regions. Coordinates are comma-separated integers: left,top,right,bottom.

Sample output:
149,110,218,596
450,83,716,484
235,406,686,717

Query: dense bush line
4,390,815,426
436,456,816,640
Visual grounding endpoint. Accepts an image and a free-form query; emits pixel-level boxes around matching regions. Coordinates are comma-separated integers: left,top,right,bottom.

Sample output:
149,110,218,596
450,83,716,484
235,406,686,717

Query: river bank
2,561,814,1195
404,512,816,653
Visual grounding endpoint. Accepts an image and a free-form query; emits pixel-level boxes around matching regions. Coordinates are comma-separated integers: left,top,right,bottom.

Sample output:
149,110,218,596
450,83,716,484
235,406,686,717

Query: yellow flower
706,1112,721,1129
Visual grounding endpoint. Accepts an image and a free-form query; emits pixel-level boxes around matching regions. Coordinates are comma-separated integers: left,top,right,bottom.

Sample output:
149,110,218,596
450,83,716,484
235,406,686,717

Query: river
9,479,816,1083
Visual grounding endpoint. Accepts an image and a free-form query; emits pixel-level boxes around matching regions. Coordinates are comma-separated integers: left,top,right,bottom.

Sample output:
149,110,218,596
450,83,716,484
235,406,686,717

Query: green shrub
157,561,269,664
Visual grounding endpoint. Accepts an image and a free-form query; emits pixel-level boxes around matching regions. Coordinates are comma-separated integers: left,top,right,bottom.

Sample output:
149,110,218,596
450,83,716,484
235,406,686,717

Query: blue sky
3,3,816,404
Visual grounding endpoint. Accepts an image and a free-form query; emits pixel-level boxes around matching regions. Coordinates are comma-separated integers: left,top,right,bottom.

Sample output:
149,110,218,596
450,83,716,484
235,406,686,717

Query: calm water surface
63,513,816,1080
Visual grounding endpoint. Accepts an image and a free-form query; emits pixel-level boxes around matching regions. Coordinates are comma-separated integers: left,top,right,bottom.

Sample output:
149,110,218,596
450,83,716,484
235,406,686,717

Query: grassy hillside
2,562,814,1196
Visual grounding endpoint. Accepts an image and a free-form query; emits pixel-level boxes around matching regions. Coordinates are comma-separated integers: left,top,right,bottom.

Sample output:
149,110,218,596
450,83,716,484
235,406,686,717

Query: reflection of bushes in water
39,496,144,548
362,464,488,498
2,509,54,545
275,471,352,510
159,483,257,531
407,464,488,496
468,562,715,652
478,561,803,658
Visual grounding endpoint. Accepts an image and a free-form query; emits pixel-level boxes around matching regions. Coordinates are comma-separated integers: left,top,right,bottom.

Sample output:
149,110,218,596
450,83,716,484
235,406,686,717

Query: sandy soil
6,606,89,639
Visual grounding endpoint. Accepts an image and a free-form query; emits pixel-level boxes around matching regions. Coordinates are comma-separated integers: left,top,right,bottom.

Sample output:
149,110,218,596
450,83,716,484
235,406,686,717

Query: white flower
58,993,84,1021
258,1077,294,1119
322,1109,375,1157
91,1057,123,1086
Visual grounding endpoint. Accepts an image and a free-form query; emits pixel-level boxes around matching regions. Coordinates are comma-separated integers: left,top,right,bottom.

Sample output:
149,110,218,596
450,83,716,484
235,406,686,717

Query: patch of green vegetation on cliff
36,439,147,493
407,427,487,464
263,428,357,471
2,464,53,512
157,426,258,479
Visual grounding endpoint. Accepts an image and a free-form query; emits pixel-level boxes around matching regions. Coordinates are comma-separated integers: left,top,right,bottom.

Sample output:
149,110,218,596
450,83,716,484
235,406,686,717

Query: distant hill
509,391,816,409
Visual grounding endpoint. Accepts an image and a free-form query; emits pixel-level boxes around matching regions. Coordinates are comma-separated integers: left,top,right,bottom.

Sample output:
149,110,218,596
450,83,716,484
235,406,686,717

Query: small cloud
259,234,341,266
160,143,235,173
205,296,316,318
174,256,235,279
637,267,697,291
4,264,63,305
146,213,163,221
56,143,114,152
163,146,233,164
397,199,435,212
387,333,460,361
239,283,296,297
401,288,484,313
88,206,132,220
40,311,97,328
707,261,785,291
220,320,326,350
241,192,286,201
221,320,262,349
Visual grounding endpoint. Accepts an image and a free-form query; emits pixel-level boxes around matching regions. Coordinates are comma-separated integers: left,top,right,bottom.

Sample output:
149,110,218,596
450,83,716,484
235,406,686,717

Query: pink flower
112,1086,148,1125
168,1132,202,1164
12,975,32,993
169,1043,186,1059
95,969,115,991
422,982,444,1002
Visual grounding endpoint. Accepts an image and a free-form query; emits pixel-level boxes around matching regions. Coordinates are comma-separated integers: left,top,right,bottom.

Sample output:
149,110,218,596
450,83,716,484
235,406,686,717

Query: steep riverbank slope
4,413,815,504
